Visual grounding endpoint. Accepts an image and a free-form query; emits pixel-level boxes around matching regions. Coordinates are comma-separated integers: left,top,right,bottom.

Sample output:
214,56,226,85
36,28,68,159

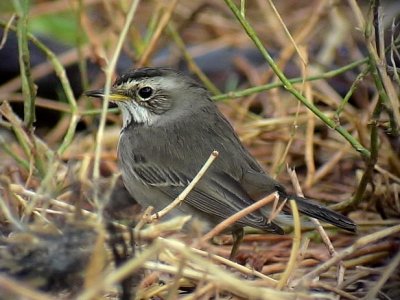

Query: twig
0,274,55,300
189,245,277,285
10,183,190,238
0,133,30,170
77,240,162,300
0,14,15,49
5,95,72,113
364,250,400,299
181,282,214,300
311,150,345,187
374,164,400,184
301,224,400,282
331,2,384,211
0,20,79,155
167,23,221,95
266,0,306,65
276,200,301,289
151,150,219,220
0,191,24,231
309,281,359,300
0,101,49,176
137,0,179,66
73,0,89,91
334,69,368,119
223,0,370,159
165,257,187,300
160,238,301,300
13,0,36,129
212,58,368,102
137,206,155,228
267,198,286,224
92,0,140,207
287,167,345,286
303,51,316,188
201,193,278,243
9,183,97,220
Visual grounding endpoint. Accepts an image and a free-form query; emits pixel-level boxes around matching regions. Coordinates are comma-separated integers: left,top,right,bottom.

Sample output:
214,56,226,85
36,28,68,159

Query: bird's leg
230,227,244,260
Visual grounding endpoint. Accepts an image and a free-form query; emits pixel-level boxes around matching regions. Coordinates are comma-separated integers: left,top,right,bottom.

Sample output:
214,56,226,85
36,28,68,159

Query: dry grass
0,0,399,299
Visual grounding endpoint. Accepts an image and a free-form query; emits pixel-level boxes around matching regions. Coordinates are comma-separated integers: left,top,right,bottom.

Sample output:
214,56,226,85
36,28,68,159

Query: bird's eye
137,86,153,99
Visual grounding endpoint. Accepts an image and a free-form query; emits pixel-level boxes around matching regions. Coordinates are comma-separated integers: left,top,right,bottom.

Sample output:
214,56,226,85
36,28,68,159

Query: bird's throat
119,102,155,128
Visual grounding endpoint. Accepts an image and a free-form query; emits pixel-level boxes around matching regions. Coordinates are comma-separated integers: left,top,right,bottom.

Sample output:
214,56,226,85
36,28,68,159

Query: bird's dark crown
114,67,184,86
113,67,205,91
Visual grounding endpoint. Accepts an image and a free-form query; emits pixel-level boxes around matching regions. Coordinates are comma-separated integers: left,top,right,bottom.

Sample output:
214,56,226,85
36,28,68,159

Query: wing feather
132,162,283,233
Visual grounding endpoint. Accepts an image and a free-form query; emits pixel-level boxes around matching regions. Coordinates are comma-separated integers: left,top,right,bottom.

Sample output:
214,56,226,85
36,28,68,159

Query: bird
86,67,356,258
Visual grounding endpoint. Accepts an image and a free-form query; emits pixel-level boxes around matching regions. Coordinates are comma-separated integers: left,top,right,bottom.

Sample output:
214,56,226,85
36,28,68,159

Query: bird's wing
132,163,188,187
133,162,283,233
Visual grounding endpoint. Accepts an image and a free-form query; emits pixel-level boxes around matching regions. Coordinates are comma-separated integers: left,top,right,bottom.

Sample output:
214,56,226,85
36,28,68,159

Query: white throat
118,102,154,128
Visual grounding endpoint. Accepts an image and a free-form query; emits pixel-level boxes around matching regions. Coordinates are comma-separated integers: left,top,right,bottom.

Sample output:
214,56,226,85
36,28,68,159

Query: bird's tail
286,195,356,232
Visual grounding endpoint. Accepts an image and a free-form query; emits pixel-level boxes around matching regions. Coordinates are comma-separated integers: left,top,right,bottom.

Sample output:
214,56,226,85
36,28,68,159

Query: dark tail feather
287,195,357,232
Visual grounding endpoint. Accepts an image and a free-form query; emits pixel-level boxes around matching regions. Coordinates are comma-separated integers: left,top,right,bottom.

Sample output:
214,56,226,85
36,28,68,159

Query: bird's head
85,67,210,128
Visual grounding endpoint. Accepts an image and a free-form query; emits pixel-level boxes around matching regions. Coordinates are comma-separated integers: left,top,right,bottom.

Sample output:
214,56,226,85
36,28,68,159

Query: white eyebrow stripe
117,80,138,90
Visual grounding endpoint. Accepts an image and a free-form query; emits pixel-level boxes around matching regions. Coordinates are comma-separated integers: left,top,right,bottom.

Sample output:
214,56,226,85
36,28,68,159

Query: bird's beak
85,88,130,102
